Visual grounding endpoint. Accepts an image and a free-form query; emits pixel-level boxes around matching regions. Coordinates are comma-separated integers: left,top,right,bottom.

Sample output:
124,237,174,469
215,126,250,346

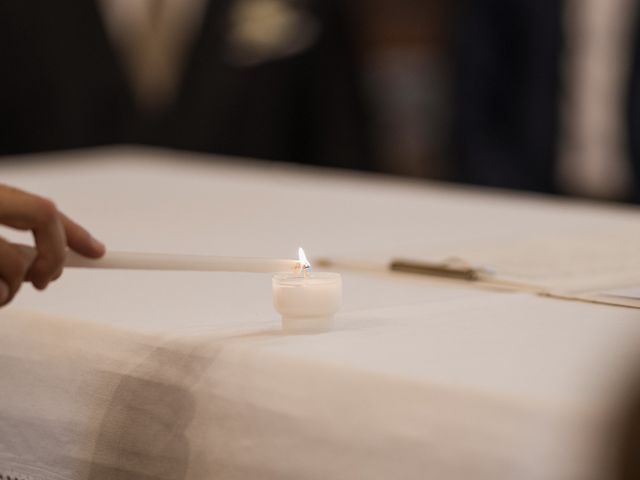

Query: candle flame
298,247,311,271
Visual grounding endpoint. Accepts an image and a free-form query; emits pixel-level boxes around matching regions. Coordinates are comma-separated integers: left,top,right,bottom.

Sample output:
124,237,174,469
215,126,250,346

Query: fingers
0,237,35,306
0,187,67,289
60,213,105,258
0,185,106,291
31,203,68,289
0,185,58,230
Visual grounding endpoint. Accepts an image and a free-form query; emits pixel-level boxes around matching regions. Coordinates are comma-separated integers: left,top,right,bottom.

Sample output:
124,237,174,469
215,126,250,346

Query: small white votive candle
272,272,342,333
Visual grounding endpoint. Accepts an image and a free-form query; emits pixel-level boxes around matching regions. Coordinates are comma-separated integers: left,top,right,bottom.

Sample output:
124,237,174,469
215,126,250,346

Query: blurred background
2,0,640,203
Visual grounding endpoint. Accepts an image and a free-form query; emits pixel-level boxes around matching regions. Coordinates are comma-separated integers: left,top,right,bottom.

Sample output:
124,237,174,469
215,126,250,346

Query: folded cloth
0,310,192,480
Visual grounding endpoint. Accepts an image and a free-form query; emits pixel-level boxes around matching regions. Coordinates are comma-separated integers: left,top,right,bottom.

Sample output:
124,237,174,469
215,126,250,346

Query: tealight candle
272,272,342,333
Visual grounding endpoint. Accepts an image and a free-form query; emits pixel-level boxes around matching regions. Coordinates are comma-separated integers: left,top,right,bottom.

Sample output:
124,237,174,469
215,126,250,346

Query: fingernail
0,279,9,305
90,236,106,253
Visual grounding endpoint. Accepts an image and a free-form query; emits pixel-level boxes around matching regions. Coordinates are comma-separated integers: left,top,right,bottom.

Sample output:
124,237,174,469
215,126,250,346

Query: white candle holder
272,272,342,334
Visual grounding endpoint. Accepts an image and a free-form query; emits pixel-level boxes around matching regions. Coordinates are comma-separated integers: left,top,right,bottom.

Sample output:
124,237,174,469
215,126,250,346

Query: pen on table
314,257,487,281
314,257,548,294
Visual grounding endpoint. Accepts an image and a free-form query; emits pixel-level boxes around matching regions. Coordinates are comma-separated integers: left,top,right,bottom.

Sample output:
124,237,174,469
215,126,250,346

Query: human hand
0,184,105,307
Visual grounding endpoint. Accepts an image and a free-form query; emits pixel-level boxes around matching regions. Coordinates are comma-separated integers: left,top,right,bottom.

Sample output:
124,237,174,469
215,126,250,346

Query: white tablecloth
1,147,640,480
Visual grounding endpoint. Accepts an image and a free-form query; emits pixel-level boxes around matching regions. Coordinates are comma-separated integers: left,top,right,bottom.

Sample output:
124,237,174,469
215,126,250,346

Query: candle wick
303,265,312,279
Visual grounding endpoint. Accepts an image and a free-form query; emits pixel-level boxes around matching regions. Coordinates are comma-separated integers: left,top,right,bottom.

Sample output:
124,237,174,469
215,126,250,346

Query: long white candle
63,251,301,273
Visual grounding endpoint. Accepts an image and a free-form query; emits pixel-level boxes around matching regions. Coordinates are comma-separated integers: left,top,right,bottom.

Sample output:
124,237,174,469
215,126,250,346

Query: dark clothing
0,1,132,154
626,7,640,202
452,0,564,194
0,0,371,171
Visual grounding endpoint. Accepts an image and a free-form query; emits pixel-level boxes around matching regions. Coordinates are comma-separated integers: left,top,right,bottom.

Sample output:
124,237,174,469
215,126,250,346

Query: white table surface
1,147,640,480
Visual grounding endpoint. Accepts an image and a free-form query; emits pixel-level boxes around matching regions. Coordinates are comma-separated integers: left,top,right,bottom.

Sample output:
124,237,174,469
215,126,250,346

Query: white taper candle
64,251,301,273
